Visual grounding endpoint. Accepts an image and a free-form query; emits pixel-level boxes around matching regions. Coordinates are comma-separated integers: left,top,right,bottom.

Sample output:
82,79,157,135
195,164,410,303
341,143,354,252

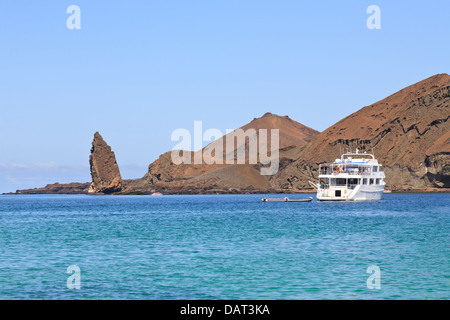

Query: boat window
370,178,374,185
376,178,380,184
348,167,358,174
336,178,346,186
320,165,329,174
373,166,378,172
363,178,367,185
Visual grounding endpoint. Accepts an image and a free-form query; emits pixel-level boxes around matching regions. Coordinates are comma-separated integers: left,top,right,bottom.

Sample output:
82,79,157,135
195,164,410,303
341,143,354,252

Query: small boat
383,189,392,193
262,197,313,202
262,197,286,202
152,192,163,196
286,197,313,202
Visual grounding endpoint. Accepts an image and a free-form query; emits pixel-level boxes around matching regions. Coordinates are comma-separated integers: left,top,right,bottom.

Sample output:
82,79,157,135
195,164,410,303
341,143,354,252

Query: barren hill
141,112,319,192
270,73,450,191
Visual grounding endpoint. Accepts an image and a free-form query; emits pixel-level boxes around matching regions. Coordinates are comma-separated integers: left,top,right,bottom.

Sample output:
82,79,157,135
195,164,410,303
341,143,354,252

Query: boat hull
317,185,384,201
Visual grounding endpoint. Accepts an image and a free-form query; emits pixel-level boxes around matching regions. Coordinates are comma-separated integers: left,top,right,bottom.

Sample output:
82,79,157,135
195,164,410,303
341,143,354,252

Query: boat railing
341,152,375,161
319,168,372,175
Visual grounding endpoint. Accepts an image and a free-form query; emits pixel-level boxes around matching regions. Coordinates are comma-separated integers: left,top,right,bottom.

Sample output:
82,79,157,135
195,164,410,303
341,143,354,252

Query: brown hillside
271,73,450,190
142,113,319,189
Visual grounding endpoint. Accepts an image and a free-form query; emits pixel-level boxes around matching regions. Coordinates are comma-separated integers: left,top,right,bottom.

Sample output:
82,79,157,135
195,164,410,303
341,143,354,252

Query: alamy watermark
64,6,380,31
366,265,381,289
66,5,81,30
367,5,381,30
66,265,81,290
171,121,280,175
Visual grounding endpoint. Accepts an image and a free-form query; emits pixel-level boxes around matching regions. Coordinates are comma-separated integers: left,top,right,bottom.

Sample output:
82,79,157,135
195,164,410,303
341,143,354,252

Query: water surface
0,193,448,299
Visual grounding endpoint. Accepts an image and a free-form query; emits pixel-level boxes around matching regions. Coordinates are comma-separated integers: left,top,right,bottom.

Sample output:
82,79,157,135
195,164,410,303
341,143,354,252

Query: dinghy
262,197,313,202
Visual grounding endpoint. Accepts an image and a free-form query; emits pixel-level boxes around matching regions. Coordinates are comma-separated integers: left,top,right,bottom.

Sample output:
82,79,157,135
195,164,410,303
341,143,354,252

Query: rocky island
88,132,123,194
9,74,450,195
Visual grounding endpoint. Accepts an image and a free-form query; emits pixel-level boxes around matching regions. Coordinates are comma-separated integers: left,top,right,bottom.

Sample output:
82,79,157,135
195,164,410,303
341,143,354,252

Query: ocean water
0,193,448,300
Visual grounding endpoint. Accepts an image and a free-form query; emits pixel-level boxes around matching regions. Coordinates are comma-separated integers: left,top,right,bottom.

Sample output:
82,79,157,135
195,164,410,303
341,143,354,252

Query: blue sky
0,0,449,193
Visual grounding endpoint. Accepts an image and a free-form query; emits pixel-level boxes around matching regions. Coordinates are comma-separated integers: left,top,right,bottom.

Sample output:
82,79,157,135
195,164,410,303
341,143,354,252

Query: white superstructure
312,149,386,201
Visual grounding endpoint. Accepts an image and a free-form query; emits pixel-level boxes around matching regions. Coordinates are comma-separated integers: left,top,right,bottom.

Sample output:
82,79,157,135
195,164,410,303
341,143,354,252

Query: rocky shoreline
4,186,449,195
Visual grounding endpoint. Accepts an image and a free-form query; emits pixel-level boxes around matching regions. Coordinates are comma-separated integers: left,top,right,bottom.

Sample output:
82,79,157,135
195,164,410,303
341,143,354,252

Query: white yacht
310,149,386,201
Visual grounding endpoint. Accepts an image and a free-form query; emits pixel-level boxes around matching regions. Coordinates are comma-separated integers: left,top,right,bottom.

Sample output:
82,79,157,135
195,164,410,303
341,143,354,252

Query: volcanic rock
88,132,123,194
10,182,90,194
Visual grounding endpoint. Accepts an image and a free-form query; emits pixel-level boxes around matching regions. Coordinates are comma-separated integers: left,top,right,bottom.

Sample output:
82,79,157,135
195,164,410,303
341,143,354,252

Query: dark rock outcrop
10,182,90,194
88,132,123,194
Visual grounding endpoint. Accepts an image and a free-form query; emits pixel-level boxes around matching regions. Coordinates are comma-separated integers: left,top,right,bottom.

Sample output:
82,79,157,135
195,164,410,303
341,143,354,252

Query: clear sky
0,0,449,193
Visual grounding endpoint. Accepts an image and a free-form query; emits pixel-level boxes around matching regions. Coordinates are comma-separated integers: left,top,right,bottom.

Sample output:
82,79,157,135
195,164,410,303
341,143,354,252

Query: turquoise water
0,193,448,300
